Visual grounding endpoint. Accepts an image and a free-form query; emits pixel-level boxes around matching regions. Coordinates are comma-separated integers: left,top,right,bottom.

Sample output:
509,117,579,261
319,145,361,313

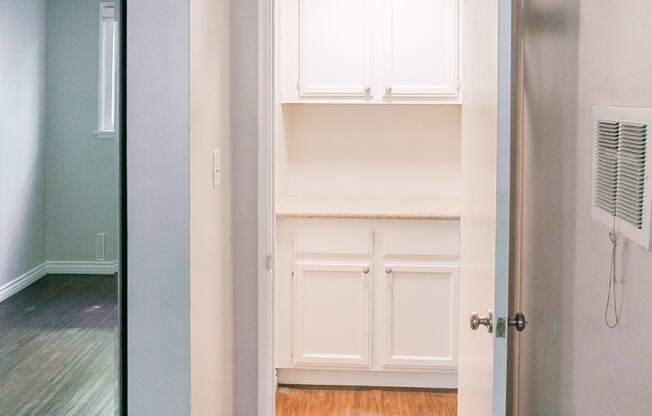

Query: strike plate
496,317,506,338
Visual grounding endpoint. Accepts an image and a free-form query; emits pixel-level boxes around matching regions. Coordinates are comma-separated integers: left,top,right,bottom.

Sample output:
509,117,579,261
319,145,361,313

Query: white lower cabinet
292,262,372,368
380,264,459,370
275,218,460,388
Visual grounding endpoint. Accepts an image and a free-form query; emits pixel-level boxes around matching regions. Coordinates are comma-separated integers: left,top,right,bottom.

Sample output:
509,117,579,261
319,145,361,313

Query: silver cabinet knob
364,85,371,94
362,265,370,274
508,312,528,332
385,266,392,274
385,85,392,95
470,311,494,333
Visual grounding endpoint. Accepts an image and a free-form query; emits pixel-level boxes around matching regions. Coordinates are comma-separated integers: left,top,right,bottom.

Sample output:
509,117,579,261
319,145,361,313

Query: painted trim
0,260,119,303
97,2,117,134
258,0,275,414
277,368,458,389
492,1,517,415
0,262,48,303
47,260,119,275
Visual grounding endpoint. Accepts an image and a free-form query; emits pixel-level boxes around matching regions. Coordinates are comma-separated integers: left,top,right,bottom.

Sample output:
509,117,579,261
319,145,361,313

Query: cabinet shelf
275,195,461,220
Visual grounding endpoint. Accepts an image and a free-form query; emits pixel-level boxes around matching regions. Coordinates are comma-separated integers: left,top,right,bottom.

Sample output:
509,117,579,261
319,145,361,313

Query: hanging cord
604,224,622,328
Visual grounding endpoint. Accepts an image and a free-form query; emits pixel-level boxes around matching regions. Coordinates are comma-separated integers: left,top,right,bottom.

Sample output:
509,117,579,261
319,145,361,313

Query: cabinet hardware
363,265,370,274
385,266,392,274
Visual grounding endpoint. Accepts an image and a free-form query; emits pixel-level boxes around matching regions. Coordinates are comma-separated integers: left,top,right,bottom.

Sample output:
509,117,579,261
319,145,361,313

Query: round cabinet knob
362,265,370,274
364,85,371,94
385,266,392,274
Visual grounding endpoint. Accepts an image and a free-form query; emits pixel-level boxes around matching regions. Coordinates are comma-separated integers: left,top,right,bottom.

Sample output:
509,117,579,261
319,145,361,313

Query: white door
385,0,458,98
298,0,372,97
458,1,517,416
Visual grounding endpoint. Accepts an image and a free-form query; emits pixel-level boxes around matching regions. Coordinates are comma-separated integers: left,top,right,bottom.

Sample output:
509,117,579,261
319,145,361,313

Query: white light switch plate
212,149,221,188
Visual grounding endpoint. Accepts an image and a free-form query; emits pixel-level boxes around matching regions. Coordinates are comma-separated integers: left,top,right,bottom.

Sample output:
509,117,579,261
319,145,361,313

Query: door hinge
265,254,273,271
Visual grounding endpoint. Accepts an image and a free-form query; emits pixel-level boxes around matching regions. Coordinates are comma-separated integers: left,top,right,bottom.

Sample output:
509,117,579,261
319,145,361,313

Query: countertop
275,195,461,220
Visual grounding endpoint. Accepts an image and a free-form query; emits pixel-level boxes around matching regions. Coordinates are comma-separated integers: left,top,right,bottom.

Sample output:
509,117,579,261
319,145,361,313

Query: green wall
46,0,118,263
0,0,47,287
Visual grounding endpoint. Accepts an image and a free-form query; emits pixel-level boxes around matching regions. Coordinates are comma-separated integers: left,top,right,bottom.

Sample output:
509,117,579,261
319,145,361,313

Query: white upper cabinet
299,0,373,98
385,0,458,99
279,0,459,103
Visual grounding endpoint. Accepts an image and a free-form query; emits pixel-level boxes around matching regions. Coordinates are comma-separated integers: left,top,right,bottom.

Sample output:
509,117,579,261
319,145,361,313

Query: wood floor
0,274,118,416
276,386,457,416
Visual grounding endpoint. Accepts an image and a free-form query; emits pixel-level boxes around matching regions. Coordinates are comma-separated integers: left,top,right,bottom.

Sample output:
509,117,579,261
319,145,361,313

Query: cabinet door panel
299,0,372,96
387,0,458,98
293,262,372,367
382,264,459,369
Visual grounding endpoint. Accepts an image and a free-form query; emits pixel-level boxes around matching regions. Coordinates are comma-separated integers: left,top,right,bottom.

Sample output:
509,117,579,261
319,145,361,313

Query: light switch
212,149,221,188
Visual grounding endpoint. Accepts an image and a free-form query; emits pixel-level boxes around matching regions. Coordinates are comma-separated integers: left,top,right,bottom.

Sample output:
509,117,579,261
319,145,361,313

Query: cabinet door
386,0,458,98
381,264,459,369
292,262,372,367
299,0,372,97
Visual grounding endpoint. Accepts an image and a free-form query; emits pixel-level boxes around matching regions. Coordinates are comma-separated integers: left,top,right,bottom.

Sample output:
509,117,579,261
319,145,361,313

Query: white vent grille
616,122,647,228
594,120,619,215
592,106,652,249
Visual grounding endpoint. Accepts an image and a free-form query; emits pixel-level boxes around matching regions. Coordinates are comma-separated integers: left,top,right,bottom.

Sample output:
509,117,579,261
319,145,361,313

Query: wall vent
591,106,652,249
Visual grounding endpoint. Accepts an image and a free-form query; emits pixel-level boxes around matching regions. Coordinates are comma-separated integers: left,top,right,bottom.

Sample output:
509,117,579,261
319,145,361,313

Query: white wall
0,0,47,286
127,0,191,414
520,0,652,414
518,1,579,414
189,0,234,413
281,105,461,199
129,0,236,414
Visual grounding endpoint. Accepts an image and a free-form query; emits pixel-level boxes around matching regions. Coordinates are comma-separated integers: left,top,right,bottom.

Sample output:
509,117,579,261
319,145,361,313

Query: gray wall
45,0,118,263
0,0,47,286
519,1,579,414
520,0,652,414
231,0,259,414
127,0,191,414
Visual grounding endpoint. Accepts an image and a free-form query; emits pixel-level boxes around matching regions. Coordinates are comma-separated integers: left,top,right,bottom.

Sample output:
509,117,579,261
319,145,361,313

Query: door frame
256,1,521,415
117,0,128,414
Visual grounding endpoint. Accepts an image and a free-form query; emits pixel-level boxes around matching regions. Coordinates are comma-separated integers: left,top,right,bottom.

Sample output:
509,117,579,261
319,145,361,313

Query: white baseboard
277,368,458,389
0,260,118,304
46,260,118,275
0,262,48,303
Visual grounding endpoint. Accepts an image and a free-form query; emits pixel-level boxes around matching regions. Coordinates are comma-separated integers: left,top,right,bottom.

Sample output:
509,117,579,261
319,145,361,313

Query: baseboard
0,262,48,303
46,260,118,275
276,368,458,389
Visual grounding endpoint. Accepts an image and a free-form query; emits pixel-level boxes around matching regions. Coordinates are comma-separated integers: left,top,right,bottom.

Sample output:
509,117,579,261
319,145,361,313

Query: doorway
259,1,518,415
0,0,125,414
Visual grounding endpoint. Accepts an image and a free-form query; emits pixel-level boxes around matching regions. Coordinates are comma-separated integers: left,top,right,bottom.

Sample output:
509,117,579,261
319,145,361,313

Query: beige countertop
275,195,461,220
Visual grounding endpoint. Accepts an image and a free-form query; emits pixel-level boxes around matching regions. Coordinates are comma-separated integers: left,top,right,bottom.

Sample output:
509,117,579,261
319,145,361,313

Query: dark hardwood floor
276,385,457,416
0,274,118,416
